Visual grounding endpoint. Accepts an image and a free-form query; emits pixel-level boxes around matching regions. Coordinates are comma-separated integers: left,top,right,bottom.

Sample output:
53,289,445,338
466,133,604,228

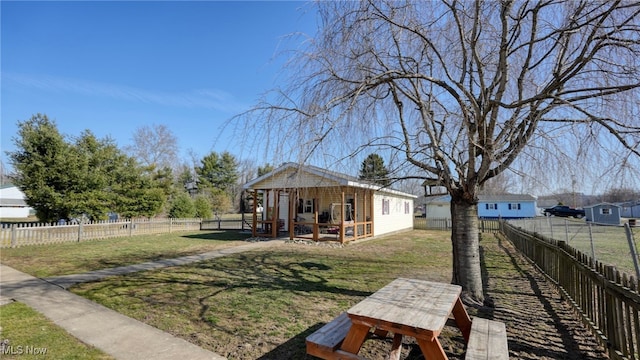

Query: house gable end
245,168,341,189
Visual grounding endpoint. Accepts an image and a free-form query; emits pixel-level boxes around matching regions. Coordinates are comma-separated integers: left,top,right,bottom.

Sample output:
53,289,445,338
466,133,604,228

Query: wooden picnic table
341,278,472,360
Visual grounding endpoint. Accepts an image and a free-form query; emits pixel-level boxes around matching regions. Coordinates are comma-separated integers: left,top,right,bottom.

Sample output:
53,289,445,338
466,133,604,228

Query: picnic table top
347,278,462,334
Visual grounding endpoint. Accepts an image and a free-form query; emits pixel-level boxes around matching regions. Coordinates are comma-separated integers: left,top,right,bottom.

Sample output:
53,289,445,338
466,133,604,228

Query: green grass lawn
508,218,640,276
0,302,112,360
0,231,251,277
70,230,455,359
0,229,608,359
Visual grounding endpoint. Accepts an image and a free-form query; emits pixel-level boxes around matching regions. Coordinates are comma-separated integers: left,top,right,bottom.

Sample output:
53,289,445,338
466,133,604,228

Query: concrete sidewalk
0,239,285,360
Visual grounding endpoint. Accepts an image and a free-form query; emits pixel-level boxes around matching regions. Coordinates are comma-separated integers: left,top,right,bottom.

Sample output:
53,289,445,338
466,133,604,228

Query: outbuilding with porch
242,163,416,243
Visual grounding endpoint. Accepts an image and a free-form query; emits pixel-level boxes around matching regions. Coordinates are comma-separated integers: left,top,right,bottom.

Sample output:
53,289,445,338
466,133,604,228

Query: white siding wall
0,186,31,218
425,203,451,219
373,193,414,236
0,207,30,218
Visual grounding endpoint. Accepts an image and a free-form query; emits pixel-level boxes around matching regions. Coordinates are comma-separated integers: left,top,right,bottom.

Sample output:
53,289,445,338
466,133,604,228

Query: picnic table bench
306,278,509,360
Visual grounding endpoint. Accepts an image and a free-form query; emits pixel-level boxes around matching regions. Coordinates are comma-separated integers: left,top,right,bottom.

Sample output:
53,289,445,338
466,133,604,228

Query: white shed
243,163,416,243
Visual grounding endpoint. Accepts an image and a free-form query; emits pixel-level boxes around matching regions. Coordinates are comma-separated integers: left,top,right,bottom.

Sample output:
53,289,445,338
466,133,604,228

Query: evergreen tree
168,192,195,218
9,114,72,222
9,114,166,222
196,151,238,192
257,163,274,177
111,161,166,219
359,154,390,187
193,196,212,219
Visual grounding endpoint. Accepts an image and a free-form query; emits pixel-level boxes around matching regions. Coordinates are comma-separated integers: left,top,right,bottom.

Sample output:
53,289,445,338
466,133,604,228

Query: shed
0,184,32,218
242,162,417,243
423,195,452,219
585,203,622,225
620,201,640,219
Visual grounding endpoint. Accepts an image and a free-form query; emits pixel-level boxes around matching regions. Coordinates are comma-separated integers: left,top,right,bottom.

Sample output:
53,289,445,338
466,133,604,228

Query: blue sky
1,1,317,170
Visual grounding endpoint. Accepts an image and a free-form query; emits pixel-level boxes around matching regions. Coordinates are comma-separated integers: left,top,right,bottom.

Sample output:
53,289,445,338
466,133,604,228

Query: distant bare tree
478,172,516,196
236,158,259,212
602,187,640,203
126,124,179,170
239,0,640,302
0,160,12,185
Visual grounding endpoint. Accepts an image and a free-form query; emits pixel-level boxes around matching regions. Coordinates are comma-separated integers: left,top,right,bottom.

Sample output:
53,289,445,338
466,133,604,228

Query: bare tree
478,173,513,196
126,124,179,170
238,0,640,303
0,160,11,186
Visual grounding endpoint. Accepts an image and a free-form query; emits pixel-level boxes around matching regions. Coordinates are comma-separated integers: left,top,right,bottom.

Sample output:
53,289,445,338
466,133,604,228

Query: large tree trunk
450,197,484,304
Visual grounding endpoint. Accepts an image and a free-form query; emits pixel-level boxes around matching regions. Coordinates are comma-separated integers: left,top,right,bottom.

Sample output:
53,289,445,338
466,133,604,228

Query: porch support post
262,190,274,237
313,189,319,241
354,191,358,240
340,188,345,243
273,190,279,238
289,189,295,240
252,190,257,237
369,190,374,237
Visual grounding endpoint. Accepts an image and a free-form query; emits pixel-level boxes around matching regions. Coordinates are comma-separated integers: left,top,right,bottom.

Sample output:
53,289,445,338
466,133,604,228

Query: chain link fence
507,217,639,277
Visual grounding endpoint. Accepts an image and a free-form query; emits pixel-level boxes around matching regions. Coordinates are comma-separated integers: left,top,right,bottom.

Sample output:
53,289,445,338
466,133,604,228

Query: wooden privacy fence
1,218,204,248
501,220,640,360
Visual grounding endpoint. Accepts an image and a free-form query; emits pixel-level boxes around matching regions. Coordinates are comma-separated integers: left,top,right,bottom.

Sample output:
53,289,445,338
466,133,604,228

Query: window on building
601,208,612,215
508,203,521,210
382,199,390,215
297,199,315,213
405,202,410,214
486,203,498,210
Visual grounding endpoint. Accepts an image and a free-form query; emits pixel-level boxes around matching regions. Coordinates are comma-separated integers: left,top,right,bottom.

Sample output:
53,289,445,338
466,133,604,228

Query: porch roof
243,162,417,199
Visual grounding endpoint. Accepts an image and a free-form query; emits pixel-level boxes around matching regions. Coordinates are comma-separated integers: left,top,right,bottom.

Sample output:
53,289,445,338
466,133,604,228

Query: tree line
6,114,274,223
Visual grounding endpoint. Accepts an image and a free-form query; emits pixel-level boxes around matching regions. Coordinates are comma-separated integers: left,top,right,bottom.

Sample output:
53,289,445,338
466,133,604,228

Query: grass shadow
256,324,320,360
488,234,606,360
180,231,253,241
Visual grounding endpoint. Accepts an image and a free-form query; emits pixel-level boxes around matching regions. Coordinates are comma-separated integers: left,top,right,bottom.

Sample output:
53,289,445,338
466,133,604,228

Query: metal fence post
624,223,640,279
588,222,596,261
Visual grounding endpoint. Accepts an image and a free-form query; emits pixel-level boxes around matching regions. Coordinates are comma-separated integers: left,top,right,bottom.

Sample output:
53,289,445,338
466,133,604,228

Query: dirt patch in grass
70,230,608,359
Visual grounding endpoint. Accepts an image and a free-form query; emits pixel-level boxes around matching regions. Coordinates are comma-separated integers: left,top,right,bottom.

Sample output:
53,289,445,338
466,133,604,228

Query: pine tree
359,154,390,187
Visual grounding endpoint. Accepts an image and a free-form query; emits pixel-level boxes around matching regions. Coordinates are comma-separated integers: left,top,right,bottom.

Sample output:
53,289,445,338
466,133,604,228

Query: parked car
543,205,585,218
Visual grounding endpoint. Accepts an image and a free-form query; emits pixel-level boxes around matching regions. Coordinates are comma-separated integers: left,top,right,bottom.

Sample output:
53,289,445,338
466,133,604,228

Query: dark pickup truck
543,205,585,218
